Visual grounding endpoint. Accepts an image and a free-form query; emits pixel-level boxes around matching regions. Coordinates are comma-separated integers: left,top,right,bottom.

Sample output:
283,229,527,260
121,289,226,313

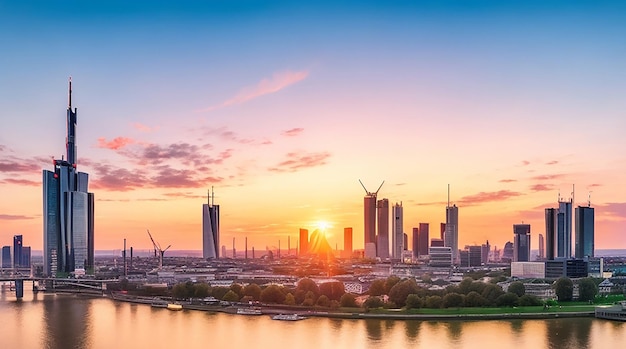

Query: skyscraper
481,240,490,264
1,246,10,268
412,227,419,259
575,205,595,258
557,200,572,258
359,180,384,255
343,227,352,257
513,224,531,262
43,80,95,276
299,229,309,256
545,208,557,260
391,202,403,259
538,233,545,260
418,223,429,257
377,198,390,258
13,235,22,268
202,188,220,259
445,205,459,263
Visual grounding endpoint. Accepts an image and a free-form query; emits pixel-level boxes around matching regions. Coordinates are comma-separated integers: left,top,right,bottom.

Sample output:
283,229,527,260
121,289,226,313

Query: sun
314,220,333,238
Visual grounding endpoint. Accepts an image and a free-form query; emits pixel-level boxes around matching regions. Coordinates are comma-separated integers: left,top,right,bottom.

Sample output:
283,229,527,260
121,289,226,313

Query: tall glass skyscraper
575,206,595,258
557,200,572,258
202,189,220,259
513,224,531,262
13,235,23,268
376,198,390,259
391,202,403,260
445,204,459,263
43,81,95,276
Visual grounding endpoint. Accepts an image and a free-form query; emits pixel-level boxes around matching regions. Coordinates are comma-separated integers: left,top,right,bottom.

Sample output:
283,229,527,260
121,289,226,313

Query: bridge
0,276,117,298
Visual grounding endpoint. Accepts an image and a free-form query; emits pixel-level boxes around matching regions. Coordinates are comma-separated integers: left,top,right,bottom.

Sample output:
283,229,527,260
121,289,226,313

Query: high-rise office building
391,202,403,259
513,224,531,262
575,205,595,258
202,188,220,259
440,223,446,240
343,227,352,257
445,205,459,263
377,198,390,258
502,241,514,262
545,208,557,260
481,240,490,264
1,246,10,268
418,223,429,257
557,200,572,258
43,81,95,276
299,228,309,256
13,235,23,268
412,227,419,259
359,181,383,253
538,234,545,260
21,246,31,268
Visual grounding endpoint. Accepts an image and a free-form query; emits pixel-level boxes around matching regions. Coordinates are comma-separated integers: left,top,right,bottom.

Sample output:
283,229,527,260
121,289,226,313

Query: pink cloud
268,151,331,173
458,190,523,206
530,184,554,192
1,178,39,186
282,128,304,137
132,122,158,133
499,179,517,183
97,137,135,150
197,70,309,112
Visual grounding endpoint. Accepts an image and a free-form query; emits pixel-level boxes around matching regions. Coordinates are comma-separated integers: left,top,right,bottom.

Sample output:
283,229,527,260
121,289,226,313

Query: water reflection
445,321,462,342
510,319,524,334
404,320,421,342
43,295,93,349
364,319,382,340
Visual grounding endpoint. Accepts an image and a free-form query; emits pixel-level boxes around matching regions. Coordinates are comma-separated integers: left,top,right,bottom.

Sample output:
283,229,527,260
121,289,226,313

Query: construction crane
147,229,171,269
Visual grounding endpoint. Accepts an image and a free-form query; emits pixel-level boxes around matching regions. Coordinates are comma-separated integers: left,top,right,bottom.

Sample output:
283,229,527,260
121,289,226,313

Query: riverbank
108,292,596,321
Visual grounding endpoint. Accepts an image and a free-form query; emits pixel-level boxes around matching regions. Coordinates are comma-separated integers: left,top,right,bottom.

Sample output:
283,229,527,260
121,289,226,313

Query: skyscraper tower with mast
444,184,459,263
202,187,220,259
43,79,95,276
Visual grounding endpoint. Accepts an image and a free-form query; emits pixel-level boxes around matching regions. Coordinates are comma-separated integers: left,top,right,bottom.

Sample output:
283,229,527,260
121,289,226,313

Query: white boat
167,303,183,311
237,308,262,315
271,314,307,321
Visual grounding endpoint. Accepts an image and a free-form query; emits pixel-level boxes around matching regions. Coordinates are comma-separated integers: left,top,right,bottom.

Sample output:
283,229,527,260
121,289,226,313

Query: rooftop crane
147,229,171,269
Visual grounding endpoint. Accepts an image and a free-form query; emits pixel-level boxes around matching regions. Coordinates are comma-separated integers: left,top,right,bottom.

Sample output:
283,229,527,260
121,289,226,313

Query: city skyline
1,1,626,253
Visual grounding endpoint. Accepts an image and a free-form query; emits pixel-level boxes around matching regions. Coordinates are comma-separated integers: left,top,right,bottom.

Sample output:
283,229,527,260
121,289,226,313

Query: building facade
299,228,309,256
418,223,429,257
391,202,403,259
513,224,531,262
444,205,459,263
43,81,95,276
343,227,353,257
545,208,557,260
202,197,220,259
376,198,390,259
1,246,10,268
575,206,595,258
557,200,572,258
538,233,545,260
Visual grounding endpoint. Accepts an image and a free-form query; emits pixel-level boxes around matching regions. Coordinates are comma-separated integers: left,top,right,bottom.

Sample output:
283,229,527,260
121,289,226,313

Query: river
1,288,625,349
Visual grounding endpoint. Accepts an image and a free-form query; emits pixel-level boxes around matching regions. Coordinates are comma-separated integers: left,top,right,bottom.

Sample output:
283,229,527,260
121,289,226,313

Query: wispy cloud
132,122,158,133
530,184,554,192
521,160,530,166
268,151,331,173
97,137,135,150
458,190,523,206
197,70,309,112
531,173,567,181
282,128,304,137
1,178,39,186
0,214,34,220
499,179,517,183
598,202,626,220
546,160,559,165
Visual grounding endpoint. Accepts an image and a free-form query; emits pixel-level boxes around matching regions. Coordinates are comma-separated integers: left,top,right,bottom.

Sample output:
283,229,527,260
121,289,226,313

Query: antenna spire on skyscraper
68,76,72,108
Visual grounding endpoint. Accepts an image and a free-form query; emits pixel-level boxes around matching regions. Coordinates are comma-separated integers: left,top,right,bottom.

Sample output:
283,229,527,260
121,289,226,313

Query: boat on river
167,303,183,311
237,308,262,315
271,314,307,321
595,301,626,322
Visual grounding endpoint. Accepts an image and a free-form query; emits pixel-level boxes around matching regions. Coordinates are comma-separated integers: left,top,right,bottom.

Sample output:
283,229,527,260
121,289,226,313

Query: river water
1,288,625,349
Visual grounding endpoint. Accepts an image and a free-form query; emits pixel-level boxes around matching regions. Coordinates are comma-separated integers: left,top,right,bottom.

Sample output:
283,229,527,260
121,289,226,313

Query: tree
296,278,319,297
553,277,574,302
388,279,420,307
464,291,487,307
211,286,230,301
260,285,286,304
458,278,474,295
316,295,330,307
172,283,190,299
481,283,505,305
319,281,345,301
508,281,526,297
384,275,401,294
193,283,211,298
284,293,296,305
242,283,262,301
578,277,598,302
442,293,465,308
302,291,317,306
495,292,519,307
363,296,384,310
222,290,240,302
424,295,443,309
518,294,543,306
340,293,358,308
230,283,243,298
368,279,386,296
405,294,422,309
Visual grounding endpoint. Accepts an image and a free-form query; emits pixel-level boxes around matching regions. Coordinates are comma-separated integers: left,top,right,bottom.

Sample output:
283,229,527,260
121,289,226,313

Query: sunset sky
1,1,625,254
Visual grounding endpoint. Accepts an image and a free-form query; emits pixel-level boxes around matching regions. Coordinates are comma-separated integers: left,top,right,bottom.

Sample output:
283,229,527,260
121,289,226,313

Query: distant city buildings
538,234,545,260
202,188,220,259
391,202,403,260
359,180,383,258
299,229,309,256
545,208,557,260
513,224,531,262
481,240,490,264
343,227,353,258
1,246,11,268
557,199,573,258
502,241,514,262
417,223,429,257
43,81,95,277
444,204,459,263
